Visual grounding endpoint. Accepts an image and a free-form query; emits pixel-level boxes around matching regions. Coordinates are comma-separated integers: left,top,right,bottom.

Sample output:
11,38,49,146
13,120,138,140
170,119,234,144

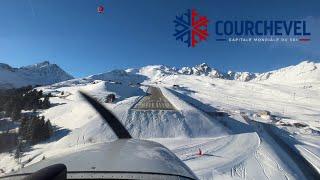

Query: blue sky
0,0,319,77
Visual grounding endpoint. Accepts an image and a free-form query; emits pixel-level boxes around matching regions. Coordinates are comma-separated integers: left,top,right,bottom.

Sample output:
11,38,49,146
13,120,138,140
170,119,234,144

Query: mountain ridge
0,61,74,88
128,60,320,83
1,60,319,89
66,60,320,86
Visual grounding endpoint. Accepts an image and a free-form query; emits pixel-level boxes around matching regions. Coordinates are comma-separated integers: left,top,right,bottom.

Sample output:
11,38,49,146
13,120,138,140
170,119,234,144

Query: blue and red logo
173,9,209,48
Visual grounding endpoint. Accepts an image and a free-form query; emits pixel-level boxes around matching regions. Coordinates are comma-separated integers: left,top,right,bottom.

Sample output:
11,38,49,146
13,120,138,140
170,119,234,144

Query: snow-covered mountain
131,60,320,83
0,61,74,88
1,60,318,89
254,61,320,83
53,60,318,86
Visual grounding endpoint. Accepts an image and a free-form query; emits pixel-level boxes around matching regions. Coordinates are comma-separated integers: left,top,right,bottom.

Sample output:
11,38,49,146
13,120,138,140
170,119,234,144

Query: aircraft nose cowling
2,139,198,180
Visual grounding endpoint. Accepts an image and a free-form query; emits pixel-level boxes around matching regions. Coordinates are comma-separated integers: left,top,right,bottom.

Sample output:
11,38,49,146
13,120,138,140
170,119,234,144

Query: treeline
19,116,53,144
0,86,54,146
0,85,51,121
15,115,54,160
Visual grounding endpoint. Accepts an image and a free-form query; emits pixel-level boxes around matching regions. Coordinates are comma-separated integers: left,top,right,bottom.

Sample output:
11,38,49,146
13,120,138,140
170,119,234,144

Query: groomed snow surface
1,61,319,179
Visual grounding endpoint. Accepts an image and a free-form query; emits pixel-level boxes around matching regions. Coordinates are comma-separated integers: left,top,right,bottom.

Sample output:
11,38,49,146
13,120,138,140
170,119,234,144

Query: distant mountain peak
22,60,52,69
35,60,50,67
0,63,14,71
0,61,74,89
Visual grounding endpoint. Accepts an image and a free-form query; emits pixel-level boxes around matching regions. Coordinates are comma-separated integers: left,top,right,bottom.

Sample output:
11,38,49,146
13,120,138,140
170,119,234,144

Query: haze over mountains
0,60,319,89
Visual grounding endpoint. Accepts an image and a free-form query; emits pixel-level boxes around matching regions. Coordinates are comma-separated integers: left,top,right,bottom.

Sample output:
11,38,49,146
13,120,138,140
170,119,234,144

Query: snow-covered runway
132,86,176,110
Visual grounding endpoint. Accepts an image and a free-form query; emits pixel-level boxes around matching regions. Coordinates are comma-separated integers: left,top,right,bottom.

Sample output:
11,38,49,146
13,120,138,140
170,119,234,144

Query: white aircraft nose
3,139,198,180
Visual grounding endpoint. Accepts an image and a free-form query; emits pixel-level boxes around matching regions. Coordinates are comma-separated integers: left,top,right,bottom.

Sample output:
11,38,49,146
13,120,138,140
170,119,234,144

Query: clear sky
0,0,319,77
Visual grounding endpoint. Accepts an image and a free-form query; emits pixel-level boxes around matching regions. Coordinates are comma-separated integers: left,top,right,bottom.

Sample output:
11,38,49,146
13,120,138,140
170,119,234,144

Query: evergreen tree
44,120,53,138
4,100,14,117
31,117,44,143
14,142,23,160
42,96,51,109
10,100,22,121
19,117,28,139
37,90,43,98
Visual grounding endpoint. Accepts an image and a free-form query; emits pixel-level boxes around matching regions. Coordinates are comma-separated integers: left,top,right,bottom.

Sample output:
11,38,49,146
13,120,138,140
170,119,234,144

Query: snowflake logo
173,9,209,47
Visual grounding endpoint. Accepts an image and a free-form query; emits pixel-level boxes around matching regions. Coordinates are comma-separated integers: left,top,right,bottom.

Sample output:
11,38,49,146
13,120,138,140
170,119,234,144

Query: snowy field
0,61,319,179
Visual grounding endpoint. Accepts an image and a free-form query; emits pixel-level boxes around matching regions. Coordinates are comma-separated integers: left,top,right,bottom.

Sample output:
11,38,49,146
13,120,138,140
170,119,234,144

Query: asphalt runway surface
132,87,176,110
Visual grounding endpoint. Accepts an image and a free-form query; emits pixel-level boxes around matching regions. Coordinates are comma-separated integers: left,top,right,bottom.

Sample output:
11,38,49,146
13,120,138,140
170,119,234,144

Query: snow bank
160,87,228,137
